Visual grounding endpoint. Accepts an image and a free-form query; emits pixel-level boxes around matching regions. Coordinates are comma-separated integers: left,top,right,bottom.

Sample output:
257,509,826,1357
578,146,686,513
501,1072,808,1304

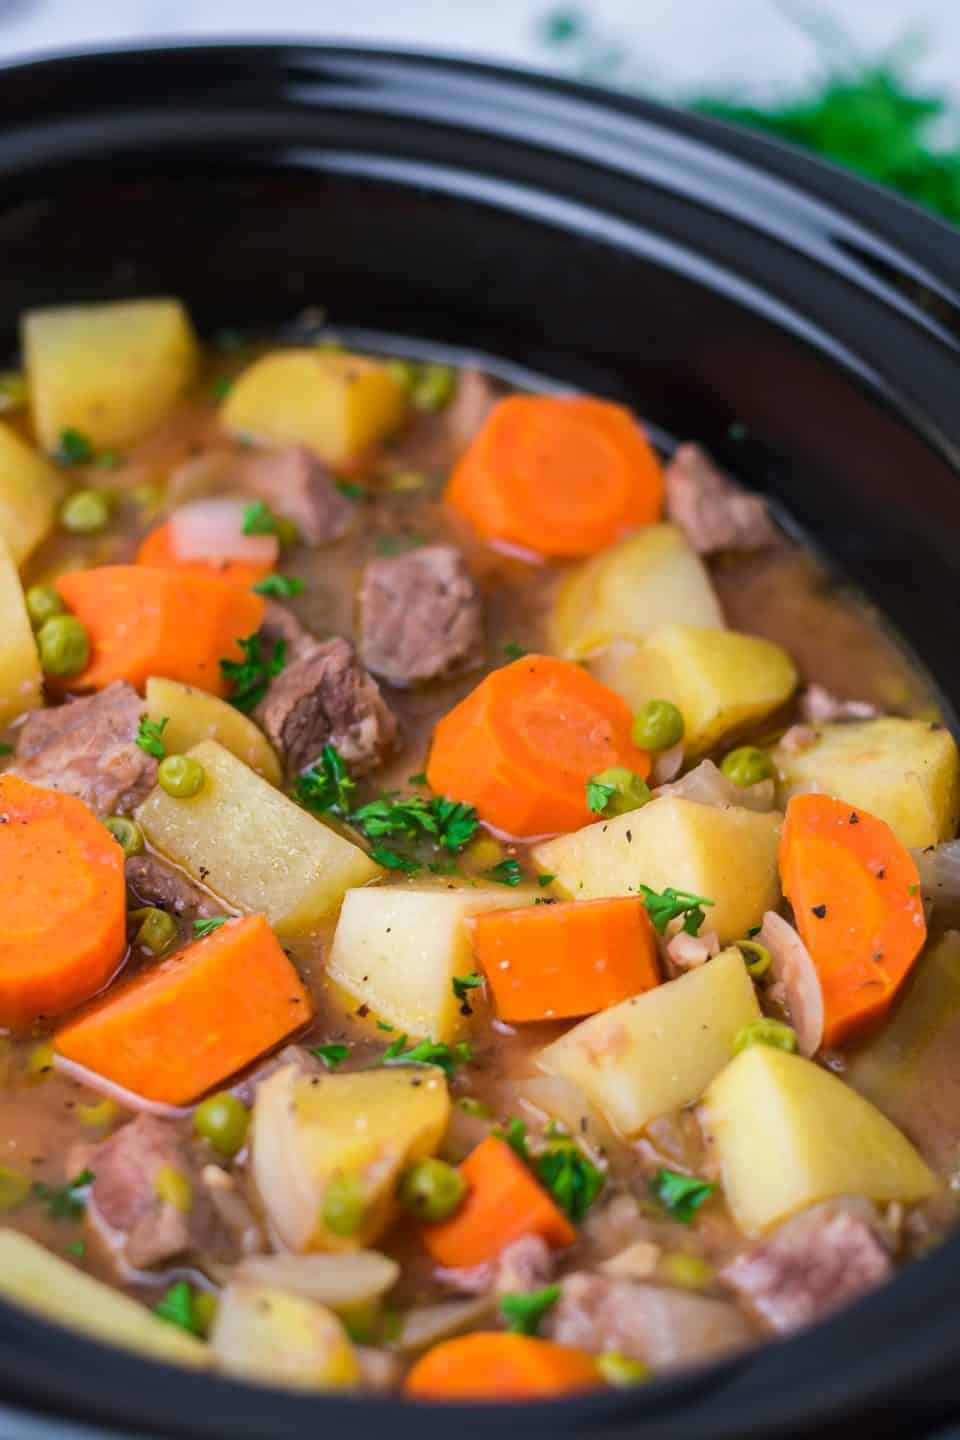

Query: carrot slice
0,776,126,1029
55,914,311,1104
54,566,264,696
426,654,649,837
779,794,926,1049
446,395,663,557
137,522,272,590
469,897,659,1023
420,1135,575,1268
405,1333,600,1401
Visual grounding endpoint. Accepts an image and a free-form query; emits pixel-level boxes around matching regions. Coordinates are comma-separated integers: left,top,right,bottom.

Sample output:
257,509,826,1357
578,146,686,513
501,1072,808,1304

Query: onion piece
654,759,776,813
54,1054,192,1120
391,1296,495,1355
169,497,279,567
234,1250,400,1309
667,929,720,970
758,911,824,1058
912,840,960,927
650,741,684,787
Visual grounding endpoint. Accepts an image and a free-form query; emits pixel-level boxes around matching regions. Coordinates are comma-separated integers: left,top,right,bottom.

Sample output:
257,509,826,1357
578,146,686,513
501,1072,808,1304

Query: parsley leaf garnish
336,481,366,501
295,745,357,816
640,885,715,937
537,1144,605,1221
220,634,285,713
0,742,13,756
311,1043,351,1070
500,1285,562,1336
408,771,427,786
33,1169,94,1221
649,1167,717,1224
380,1036,473,1077
349,793,478,852
486,858,522,887
503,642,527,662
64,1240,86,1258
154,1280,203,1335
241,500,284,536
586,777,617,814
537,874,555,888
452,973,483,1002
136,713,168,759
252,573,305,598
370,846,422,874
211,376,234,402
192,917,228,938
497,1118,530,1163
54,428,94,466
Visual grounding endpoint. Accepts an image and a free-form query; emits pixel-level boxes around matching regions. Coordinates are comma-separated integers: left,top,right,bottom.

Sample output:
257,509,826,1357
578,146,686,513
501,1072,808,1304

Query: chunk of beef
89,1115,252,1272
435,1234,555,1297
546,1273,751,1369
257,635,398,778
359,544,484,687
719,1205,891,1334
239,446,355,545
665,444,777,554
15,682,157,817
126,854,222,920
258,598,314,661
798,683,878,725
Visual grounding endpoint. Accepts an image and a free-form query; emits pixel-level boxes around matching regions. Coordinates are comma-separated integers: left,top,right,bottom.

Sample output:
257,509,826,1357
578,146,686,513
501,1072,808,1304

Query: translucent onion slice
654,759,776,813
234,1250,400,1310
169,497,279,567
758,910,824,1058
390,1296,495,1355
913,839,960,927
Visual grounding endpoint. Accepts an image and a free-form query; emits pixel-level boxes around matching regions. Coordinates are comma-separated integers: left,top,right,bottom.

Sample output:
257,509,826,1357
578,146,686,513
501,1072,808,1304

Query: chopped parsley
54,428,95,466
0,742,13,756
336,481,366,501
370,846,421,874
381,1036,473,1077
154,1280,203,1336
649,1167,717,1224
500,1284,562,1336
311,1043,351,1070
33,1169,94,1221
135,713,168,759
295,745,357,816
503,642,527,662
640,885,715,937
350,793,478,852
486,858,522,887
497,1118,530,1163
192,917,228,938
586,778,617,814
220,634,286,713
241,500,283,536
210,376,234,402
452,973,483,1002
64,1240,86,1259
252,573,305,598
408,771,428,786
537,874,555,888
538,1144,605,1221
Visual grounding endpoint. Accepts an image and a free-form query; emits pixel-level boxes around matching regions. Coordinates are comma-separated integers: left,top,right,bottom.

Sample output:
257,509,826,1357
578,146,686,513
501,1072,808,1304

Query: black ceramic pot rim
0,41,957,1440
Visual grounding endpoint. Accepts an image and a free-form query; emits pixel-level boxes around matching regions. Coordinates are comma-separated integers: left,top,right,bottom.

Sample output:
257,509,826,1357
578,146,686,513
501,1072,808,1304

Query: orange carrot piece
54,566,264,696
780,794,926,1049
470,897,660,1023
405,1333,600,1401
420,1135,575,1268
55,914,311,1104
426,654,649,838
446,394,663,558
0,776,126,1030
137,522,272,590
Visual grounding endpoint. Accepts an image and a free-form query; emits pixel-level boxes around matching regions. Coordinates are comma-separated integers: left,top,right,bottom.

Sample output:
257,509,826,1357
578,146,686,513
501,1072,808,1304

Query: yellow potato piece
252,1063,450,1252
0,421,65,567
222,349,407,466
0,1229,208,1367
532,795,782,943
701,1045,936,1235
328,883,538,1041
145,676,281,786
0,535,42,726
137,740,381,934
591,625,797,756
538,947,760,1136
773,716,960,849
211,1282,358,1390
22,298,198,453
550,524,724,660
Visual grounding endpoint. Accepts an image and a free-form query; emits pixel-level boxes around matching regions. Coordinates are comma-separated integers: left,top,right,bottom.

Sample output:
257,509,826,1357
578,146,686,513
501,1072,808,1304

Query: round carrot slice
0,776,126,1030
446,394,663,557
406,1333,600,1401
426,654,650,837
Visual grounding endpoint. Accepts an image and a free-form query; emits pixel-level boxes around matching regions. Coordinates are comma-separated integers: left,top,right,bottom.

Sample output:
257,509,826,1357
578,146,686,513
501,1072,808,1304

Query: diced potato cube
0,421,65,566
701,1044,936,1234
590,625,796,756
327,884,538,1041
222,349,407,467
137,740,380,933
22,299,198,453
0,1229,208,1367
211,1282,358,1390
539,947,760,1136
145,676,281,786
550,525,724,660
0,535,42,726
532,796,782,943
773,716,960,848
252,1063,450,1251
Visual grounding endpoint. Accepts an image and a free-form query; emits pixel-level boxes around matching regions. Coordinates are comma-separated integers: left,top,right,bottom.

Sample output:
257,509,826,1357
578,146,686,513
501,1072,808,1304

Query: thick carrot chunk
137,521,273,590
406,1333,600,1400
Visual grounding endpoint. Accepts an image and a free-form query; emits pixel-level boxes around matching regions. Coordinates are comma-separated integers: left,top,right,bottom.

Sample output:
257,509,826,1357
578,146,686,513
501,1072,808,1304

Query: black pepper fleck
811,904,827,918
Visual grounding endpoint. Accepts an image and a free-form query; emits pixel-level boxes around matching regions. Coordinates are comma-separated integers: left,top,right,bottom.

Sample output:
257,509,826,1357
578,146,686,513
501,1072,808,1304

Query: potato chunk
22,299,198,453
211,1282,358,1390
550,524,724,660
328,884,537,1041
538,947,760,1136
137,740,380,933
701,1045,936,1234
591,625,796,756
0,421,65,567
532,796,781,943
222,349,407,466
0,535,42,726
773,717,959,849
252,1063,450,1251
145,676,281,785
0,1229,208,1367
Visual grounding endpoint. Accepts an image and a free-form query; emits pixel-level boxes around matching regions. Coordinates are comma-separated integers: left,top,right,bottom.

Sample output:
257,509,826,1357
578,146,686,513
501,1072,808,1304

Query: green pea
322,1171,366,1236
720,745,774,787
596,1352,648,1387
411,363,456,412
397,1158,467,1223
158,754,206,799
104,816,144,858
193,1092,250,1158
632,699,684,752
130,906,178,956
590,767,651,817
386,358,418,394
737,940,772,979
25,584,66,631
0,1166,30,1211
59,489,112,535
37,615,90,677
733,1017,798,1056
